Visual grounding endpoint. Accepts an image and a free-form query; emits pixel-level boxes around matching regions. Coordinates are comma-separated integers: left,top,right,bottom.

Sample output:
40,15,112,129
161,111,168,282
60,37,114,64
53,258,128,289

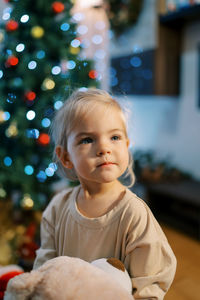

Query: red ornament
52,1,65,14
89,70,98,79
25,91,36,101
6,20,19,31
18,223,39,261
38,133,50,146
5,56,19,67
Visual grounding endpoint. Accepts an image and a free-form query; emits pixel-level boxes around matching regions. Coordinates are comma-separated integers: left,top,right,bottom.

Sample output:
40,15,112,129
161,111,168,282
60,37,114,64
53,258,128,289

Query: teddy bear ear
107,258,125,272
4,271,43,300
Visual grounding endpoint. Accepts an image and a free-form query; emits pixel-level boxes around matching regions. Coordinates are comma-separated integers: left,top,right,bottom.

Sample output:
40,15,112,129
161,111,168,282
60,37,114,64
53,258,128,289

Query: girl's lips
97,162,115,167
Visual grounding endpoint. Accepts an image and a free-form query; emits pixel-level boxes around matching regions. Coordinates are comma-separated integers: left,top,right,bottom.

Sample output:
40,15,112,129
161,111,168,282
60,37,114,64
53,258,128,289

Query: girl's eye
80,137,93,144
111,135,120,141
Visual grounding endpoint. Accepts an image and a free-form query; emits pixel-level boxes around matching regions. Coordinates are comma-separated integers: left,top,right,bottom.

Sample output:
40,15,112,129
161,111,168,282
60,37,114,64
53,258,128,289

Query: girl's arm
124,203,177,299
127,240,176,299
33,213,57,269
33,188,73,270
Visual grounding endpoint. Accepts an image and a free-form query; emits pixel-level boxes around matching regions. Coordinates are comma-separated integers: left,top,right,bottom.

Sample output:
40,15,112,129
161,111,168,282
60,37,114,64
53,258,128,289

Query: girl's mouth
97,162,115,167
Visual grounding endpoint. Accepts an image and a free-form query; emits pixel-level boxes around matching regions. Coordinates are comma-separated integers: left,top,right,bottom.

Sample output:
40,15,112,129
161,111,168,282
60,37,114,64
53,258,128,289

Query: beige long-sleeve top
33,185,176,299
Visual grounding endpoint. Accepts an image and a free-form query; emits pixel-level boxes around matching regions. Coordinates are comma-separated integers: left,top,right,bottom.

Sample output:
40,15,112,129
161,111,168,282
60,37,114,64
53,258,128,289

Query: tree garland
107,0,144,35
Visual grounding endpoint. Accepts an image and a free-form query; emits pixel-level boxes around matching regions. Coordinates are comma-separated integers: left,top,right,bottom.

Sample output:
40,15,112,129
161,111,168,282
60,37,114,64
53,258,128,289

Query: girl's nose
96,149,111,156
96,142,111,156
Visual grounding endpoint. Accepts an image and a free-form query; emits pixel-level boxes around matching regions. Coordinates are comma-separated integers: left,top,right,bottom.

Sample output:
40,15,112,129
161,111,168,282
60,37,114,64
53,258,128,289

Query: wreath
106,0,144,35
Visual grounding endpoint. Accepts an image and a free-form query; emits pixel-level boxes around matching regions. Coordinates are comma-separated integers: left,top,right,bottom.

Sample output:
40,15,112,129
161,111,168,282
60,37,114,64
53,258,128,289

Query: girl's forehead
71,103,127,134
77,101,122,118
77,103,124,123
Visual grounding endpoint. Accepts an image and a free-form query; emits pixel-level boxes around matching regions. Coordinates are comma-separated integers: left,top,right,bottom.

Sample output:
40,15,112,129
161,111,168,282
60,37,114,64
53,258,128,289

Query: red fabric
0,271,23,300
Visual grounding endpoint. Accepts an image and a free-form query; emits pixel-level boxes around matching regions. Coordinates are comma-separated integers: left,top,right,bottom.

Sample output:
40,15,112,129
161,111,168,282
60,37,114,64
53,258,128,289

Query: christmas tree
0,0,97,211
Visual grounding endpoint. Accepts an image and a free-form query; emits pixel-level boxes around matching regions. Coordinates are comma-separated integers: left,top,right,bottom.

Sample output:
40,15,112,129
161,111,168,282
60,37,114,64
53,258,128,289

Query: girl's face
64,104,129,187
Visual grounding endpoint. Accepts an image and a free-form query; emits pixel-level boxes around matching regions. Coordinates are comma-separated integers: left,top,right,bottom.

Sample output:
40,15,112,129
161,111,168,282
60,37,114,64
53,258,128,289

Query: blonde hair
50,88,135,187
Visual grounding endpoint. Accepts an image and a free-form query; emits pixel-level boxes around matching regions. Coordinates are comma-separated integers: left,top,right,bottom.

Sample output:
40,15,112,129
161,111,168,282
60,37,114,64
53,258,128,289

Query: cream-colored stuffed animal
4,256,134,300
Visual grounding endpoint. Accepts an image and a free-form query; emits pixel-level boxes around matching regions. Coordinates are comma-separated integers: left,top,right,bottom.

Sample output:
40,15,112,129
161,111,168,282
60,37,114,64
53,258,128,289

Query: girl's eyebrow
75,132,91,139
75,129,125,139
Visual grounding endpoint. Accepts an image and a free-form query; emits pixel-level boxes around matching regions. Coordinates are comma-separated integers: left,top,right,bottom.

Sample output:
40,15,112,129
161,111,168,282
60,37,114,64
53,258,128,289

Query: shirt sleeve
33,188,73,270
124,201,177,300
33,207,57,269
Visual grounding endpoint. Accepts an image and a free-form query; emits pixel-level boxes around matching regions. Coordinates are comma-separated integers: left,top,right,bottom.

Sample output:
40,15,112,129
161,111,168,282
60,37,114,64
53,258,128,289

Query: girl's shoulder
43,185,80,217
125,188,167,241
123,188,155,226
125,188,149,213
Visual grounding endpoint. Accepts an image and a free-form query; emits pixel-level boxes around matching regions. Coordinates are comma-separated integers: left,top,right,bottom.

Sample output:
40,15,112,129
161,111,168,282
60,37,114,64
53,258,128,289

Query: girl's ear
55,146,73,169
126,138,130,148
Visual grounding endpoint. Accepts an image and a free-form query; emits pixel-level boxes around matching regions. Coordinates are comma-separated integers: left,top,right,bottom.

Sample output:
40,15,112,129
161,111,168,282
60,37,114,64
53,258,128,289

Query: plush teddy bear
4,256,134,300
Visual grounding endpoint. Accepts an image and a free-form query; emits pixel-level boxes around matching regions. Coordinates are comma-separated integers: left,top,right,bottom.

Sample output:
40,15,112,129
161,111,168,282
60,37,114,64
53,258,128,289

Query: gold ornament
0,110,5,123
16,225,26,235
0,31,4,43
42,78,55,90
5,229,15,241
21,194,34,209
31,26,44,39
69,46,80,55
0,237,12,265
5,121,18,137
0,187,7,198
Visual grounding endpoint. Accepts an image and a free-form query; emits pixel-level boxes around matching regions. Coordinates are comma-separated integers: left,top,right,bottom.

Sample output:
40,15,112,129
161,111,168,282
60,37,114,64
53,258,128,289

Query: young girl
33,88,176,299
